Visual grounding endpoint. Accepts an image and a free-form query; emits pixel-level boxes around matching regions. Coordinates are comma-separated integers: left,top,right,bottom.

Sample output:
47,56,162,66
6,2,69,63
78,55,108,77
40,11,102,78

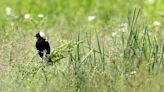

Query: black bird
35,32,52,62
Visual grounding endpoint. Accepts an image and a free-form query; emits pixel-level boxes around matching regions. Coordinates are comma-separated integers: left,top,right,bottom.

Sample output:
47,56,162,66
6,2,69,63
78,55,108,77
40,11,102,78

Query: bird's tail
48,58,52,62
46,54,52,63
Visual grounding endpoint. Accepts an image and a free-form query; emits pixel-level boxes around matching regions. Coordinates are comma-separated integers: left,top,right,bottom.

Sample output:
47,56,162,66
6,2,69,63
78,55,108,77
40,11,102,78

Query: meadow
0,0,164,92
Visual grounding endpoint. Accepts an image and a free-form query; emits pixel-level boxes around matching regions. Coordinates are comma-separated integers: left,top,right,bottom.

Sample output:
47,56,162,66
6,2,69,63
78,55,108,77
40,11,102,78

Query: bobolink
35,32,51,62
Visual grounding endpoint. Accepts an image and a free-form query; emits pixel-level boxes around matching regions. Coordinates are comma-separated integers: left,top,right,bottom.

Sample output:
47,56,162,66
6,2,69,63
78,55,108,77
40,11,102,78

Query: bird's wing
45,41,51,54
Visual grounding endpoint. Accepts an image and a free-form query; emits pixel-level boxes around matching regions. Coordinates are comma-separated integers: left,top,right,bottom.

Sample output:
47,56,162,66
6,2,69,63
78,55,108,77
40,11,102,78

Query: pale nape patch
39,32,47,40
39,32,45,37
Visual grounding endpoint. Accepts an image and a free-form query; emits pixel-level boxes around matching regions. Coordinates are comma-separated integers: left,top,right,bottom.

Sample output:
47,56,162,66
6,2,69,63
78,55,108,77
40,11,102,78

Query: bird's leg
38,52,44,63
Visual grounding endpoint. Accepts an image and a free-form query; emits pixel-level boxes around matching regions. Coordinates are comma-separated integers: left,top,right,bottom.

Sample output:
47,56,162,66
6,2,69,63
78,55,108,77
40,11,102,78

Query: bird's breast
36,40,47,51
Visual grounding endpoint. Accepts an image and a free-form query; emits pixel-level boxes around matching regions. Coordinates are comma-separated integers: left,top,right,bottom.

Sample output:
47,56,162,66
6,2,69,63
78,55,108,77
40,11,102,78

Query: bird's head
35,32,46,40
